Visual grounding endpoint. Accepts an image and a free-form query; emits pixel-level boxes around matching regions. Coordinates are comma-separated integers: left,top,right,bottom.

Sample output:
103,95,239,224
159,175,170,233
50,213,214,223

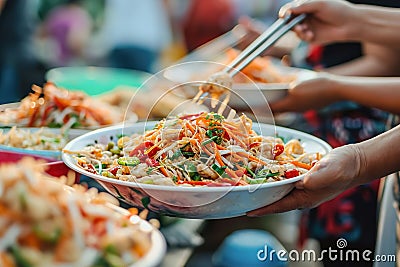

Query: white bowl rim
110,205,166,267
63,186,166,267
62,121,332,193
135,224,166,267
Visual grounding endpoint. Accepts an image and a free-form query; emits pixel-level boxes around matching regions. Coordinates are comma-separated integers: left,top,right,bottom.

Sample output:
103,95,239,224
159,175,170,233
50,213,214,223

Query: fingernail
246,211,262,217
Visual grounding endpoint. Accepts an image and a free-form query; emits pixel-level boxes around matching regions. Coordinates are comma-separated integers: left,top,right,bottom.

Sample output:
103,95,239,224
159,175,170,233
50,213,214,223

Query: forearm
324,57,382,76
331,75,400,114
325,44,400,76
354,125,400,185
352,5,400,46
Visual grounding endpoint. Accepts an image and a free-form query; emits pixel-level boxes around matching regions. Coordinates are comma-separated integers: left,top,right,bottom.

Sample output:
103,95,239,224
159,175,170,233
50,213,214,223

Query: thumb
287,0,322,16
269,97,293,113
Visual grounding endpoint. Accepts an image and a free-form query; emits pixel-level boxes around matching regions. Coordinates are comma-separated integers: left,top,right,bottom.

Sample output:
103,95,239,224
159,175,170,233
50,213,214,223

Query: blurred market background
0,0,291,104
1,1,315,266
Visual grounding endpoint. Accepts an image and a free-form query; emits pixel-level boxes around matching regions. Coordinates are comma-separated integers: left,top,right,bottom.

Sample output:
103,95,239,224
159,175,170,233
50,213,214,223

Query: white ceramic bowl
107,205,166,267
163,61,317,109
132,221,166,267
61,186,166,267
229,68,317,108
62,122,332,219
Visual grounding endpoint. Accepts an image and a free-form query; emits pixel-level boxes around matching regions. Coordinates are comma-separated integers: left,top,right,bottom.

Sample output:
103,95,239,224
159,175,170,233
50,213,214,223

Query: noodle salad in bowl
0,158,165,267
62,112,332,219
0,83,137,129
64,112,320,187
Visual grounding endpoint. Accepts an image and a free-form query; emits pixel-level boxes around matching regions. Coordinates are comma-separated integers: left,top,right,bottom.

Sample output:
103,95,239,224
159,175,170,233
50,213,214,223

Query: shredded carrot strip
226,129,247,147
21,232,41,249
214,145,225,167
185,121,196,133
236,152,268,166
225,168,239,179
291,161,312,170
159,166,170,177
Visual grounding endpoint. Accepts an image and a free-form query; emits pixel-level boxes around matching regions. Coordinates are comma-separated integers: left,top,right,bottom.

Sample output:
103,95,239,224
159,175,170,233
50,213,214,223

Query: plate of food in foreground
62,112,331,219
0,82,138,130
0,158,166,267
0,126,88,160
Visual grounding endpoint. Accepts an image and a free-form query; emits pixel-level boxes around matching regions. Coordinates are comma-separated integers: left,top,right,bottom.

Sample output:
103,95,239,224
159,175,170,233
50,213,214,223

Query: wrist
320,73,344,102
352,144,368,185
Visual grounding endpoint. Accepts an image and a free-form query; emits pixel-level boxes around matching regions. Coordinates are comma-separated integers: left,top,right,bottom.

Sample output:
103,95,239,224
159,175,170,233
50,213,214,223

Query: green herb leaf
9,246,32,267
211,164,227,176
141,196,151,209
202,135,220,146
181,151,195,158
169,150,182,160
146,167,155,175
206,129,213,138
246,176,267,184
245,166,256,178
255,169,280,179
184,162,201,181
117,157,140,167
33,225,62,244
116,134,127,139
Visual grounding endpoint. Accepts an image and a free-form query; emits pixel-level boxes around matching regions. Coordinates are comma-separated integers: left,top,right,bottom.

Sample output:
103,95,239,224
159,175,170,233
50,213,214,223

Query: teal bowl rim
45,66,152,95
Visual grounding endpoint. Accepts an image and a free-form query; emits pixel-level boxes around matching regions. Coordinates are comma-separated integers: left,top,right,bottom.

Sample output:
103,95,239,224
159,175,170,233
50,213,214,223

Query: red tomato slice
273,143,285,159
284,169,300,178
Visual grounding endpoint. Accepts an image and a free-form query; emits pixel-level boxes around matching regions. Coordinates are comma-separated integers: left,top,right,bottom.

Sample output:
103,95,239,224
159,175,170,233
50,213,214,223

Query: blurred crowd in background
0,0,291,104
2,1,400,267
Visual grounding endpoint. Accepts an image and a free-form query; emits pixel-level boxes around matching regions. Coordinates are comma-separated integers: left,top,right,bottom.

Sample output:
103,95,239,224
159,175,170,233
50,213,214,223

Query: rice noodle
67,112,322,186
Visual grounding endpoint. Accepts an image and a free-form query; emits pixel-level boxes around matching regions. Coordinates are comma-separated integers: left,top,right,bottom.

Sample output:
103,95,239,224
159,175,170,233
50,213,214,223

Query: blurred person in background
37,0,93,67
92,0,172,73
0,0,44,104
181,0,237,52
233,0,291,26
162,0,290,67
181,0,293,53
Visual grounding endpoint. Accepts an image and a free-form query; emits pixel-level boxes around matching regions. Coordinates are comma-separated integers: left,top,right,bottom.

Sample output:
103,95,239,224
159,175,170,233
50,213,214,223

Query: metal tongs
223,13,306,77
193,13,306,112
